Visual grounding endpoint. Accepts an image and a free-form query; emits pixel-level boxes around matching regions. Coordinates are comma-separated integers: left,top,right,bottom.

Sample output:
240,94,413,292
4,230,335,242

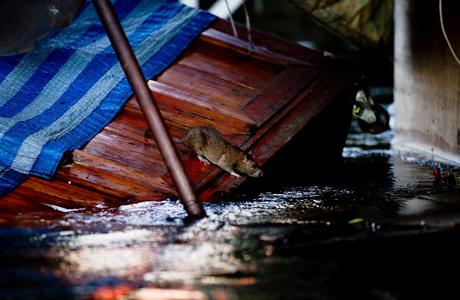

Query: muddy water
1,129,460,299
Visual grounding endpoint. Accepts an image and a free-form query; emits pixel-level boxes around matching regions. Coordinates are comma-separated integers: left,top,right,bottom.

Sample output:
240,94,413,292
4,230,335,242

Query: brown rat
182,126,263,178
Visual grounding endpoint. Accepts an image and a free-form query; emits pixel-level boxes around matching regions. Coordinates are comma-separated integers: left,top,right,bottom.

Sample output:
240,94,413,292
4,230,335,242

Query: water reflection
1,129,460,299
62,229,157,278
398,198,436,216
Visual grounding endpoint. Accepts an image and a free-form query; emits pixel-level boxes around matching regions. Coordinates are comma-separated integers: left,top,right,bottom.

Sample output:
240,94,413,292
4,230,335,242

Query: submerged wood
0,20,356,219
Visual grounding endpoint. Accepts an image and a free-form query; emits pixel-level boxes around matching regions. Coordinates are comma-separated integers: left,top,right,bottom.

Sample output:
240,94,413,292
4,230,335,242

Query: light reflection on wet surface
1,129,460,299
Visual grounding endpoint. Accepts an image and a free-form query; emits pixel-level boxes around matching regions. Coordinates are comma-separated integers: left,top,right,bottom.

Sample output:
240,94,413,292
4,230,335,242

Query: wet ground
1,124,460,300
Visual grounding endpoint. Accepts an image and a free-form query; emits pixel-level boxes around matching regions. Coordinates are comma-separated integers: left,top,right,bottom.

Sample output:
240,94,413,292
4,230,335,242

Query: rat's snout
251,169,263,177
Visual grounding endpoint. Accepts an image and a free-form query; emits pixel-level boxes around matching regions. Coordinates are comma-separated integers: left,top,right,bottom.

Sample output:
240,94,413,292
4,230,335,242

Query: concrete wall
394,0,460,163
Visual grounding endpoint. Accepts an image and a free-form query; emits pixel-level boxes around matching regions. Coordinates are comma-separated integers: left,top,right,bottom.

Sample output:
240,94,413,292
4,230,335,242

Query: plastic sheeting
0,0,215,194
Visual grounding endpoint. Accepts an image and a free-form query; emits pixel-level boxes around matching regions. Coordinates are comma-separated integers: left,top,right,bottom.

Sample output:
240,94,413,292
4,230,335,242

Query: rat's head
239,155,263,177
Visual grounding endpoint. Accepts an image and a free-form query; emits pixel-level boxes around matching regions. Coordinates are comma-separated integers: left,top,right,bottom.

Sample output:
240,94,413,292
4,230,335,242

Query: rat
182,126,263,178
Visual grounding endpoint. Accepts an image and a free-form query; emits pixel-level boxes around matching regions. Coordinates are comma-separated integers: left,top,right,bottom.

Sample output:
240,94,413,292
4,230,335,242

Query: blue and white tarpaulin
0,0,215,195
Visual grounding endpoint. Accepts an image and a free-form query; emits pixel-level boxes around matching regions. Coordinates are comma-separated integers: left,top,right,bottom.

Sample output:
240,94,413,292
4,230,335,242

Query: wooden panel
0,19,357,216
200,27,319,67
0,193,64,226
158,63,258,108
147,80,254,126
59,151,174,200
244,66,320,124
12,177,122,208
211,19,327,64
84,131,167,176
177,40,282,90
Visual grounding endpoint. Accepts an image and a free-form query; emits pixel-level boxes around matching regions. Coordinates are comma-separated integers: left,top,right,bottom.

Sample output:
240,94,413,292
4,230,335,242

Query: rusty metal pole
92,0,206,220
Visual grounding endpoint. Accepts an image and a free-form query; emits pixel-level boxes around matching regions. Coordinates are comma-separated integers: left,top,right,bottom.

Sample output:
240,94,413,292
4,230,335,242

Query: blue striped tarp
0,0,215,195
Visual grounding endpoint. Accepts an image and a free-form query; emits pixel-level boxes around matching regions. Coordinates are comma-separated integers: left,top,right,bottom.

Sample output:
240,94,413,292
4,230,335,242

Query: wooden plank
177,40,282,90
147,81,255,128
243,66,320,124
200,27,321,68
211,19,327,64
11,177,121,208
84,131,167,176
0,193,60,214
155,95,250,134
157,64,257,108
0,194,64,226
58,151,174,201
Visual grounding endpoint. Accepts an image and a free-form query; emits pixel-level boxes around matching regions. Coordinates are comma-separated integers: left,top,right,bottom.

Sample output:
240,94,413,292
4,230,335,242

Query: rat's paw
230,172,241,178
198,155,210,165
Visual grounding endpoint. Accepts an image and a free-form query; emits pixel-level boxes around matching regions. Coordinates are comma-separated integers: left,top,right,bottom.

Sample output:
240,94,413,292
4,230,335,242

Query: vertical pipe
92,0,206,220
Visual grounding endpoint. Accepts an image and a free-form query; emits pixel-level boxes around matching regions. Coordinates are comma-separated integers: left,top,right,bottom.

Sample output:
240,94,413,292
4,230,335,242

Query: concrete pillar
393,0,460,163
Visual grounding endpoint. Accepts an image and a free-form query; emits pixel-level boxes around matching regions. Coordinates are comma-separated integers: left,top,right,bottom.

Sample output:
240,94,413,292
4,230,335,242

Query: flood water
1,124,460,300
